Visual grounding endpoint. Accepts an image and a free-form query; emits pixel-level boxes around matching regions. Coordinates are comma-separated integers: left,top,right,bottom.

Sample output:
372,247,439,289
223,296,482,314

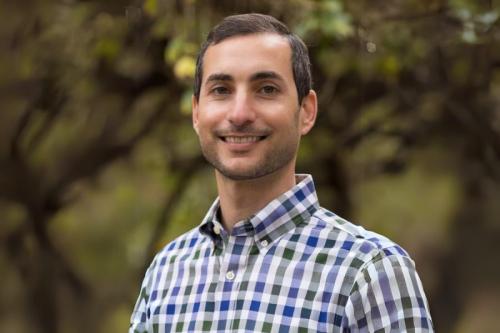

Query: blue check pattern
130,175,433,332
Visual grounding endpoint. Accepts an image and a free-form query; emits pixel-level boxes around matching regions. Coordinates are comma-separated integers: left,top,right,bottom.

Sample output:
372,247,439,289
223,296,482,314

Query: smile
222,136,266,143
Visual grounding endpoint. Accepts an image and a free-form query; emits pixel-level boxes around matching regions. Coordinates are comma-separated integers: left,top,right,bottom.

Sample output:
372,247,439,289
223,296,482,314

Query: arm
129,257,157,333
342,253,434,332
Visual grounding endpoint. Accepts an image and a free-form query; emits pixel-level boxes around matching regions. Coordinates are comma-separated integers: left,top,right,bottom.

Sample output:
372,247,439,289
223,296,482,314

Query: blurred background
1,0,500,332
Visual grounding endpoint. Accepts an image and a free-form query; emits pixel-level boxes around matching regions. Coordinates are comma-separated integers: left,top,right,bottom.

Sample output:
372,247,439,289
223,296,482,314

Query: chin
217,168,262,181
215,162,288,181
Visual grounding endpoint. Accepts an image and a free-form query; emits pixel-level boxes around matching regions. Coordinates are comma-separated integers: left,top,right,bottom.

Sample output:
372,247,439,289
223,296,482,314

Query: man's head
192,14,317,181
194,13,312,105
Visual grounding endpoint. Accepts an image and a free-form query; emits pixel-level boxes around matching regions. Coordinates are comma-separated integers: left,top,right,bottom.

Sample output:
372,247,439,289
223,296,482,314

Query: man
130,13,433,332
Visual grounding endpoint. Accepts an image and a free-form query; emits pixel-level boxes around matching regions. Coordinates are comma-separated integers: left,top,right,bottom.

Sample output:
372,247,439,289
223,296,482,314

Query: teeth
225,136,261,143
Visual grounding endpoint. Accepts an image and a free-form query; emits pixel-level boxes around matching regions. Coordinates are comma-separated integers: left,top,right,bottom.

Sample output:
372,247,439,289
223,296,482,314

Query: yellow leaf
144,0,157,17
174,56,196,80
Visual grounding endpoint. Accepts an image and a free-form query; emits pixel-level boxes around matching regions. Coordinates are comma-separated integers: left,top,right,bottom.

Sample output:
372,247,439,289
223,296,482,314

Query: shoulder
146,226,210,273
309,208,433,330
307,207,412,265
160,226,208,253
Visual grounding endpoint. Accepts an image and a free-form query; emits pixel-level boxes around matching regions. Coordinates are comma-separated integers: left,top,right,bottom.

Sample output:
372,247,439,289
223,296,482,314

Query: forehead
202,33,293,82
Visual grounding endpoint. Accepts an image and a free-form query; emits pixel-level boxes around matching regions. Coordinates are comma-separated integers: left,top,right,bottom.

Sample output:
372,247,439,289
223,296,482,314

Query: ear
192,94,199,135
299,90,317,135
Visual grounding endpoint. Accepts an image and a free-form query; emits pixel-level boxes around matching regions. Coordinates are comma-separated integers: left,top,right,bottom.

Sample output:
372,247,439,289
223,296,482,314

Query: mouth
221,135,267,143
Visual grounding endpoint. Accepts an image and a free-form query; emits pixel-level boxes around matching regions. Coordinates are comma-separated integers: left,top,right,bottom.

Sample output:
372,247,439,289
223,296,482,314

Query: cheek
198,105,227,125
197,117,219,142
277,110,300,130
196,112,215,129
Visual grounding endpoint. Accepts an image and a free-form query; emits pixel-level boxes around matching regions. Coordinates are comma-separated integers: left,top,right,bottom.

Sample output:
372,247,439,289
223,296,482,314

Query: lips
222,136,266,143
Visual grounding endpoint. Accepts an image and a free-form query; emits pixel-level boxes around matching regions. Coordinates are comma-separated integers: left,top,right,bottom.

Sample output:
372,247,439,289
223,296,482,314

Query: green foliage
450,0,499,43
1,0,500,332
296,0,353,39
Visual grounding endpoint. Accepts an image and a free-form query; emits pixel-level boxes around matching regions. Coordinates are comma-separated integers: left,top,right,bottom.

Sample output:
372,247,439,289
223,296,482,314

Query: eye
259,85,279,95
211,86,230,95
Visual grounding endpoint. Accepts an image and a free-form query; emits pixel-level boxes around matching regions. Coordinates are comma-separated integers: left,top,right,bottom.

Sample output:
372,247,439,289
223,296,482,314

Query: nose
227,90,256,126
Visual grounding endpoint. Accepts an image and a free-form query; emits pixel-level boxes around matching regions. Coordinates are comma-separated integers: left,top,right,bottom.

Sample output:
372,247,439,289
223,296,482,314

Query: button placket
220,234,236,282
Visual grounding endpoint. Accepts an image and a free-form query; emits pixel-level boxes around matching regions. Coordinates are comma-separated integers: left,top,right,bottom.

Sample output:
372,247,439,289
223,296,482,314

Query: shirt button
260,240,269,247
226,271,235,280
213,224,221,235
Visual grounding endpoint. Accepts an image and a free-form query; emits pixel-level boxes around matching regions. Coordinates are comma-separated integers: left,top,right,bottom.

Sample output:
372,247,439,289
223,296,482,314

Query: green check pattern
130,175,433,332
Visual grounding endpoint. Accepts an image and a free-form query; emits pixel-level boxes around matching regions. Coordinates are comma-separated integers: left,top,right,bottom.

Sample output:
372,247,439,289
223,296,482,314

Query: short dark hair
193,13,312,104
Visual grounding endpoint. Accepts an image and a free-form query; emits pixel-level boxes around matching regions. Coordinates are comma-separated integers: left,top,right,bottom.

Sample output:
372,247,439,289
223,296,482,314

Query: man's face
192,33,315,181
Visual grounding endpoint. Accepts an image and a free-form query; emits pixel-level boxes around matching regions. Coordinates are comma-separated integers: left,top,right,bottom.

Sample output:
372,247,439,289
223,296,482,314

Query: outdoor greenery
1,0,500,332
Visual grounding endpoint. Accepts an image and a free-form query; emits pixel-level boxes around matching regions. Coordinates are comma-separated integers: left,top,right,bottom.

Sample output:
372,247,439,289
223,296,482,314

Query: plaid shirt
130,174,433,332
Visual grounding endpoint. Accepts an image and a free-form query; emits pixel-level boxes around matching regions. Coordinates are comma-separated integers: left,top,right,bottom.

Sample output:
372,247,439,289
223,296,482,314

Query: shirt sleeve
129,257,157,333
342,253,434,332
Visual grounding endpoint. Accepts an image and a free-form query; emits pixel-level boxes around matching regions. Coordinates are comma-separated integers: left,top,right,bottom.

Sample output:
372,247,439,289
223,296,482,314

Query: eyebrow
249,71,284,83
205,73,233,84
204,71,285,85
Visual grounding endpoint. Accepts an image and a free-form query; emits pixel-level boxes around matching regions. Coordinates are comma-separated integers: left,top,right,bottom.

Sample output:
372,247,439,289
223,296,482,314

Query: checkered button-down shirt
130,175,433,332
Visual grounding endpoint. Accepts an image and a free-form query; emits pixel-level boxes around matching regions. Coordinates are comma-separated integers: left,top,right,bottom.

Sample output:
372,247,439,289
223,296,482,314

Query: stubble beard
199,109,302,181
200,138,298,181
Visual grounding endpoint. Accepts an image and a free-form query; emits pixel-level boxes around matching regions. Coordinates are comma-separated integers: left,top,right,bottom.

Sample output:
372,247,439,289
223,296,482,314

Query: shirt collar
199,174,319,252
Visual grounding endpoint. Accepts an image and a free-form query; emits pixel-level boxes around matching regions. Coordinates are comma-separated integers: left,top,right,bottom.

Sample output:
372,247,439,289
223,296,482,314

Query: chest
147,239,358,332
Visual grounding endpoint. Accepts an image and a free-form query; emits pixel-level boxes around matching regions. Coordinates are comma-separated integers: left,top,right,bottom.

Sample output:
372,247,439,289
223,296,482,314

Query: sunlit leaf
93,37,121,61
462,25,478,43
144,0,158,17
477,11,499,26
174,56,196,80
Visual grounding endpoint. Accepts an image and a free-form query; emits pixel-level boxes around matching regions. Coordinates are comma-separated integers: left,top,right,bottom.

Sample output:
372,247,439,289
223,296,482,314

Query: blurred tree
0,0,499,332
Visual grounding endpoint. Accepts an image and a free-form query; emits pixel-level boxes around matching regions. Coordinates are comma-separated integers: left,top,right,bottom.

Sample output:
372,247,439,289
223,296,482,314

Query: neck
215,166,296,232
